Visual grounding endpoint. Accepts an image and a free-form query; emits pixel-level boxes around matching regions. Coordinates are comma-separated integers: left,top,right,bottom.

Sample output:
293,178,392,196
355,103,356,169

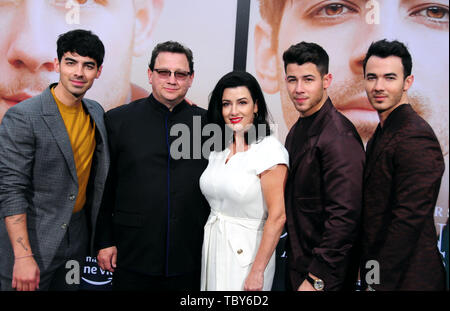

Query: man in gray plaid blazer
0,30,109,291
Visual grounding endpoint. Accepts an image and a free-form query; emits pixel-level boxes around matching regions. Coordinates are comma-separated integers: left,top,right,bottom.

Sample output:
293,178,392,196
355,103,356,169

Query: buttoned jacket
285,98,365,290
0,85,109,278
360,104,445,290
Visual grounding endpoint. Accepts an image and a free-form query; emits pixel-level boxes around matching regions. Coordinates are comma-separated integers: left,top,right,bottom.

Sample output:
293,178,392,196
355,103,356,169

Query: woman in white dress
200,71,289,291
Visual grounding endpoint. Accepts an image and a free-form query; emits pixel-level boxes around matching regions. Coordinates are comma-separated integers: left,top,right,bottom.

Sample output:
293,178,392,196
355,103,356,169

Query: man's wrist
305,273,325,291
15,253,34,260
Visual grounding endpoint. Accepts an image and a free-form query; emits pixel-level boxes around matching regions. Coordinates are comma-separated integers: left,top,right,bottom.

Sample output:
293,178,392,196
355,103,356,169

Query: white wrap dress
199,135,289,291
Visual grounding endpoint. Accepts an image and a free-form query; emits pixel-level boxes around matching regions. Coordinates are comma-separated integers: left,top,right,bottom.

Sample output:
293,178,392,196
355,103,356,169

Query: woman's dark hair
57,29,105,67
207,71,272,150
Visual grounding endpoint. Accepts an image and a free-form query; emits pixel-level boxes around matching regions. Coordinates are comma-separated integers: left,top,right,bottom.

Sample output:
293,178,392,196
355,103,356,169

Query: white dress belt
201,210,266,290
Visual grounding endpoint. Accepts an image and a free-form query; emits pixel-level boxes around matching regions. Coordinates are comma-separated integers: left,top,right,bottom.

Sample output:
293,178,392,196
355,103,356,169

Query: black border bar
233,0,251,71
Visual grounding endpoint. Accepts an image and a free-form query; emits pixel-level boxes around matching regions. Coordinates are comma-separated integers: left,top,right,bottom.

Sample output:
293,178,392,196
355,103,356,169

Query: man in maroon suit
360,39,445,291
283,42,365,291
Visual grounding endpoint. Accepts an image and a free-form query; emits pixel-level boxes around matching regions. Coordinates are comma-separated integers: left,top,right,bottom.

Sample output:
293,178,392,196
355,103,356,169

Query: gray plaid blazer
0,85,110,279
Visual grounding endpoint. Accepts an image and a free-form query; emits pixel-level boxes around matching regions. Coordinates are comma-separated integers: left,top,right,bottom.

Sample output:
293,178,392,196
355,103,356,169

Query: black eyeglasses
153,69,191,81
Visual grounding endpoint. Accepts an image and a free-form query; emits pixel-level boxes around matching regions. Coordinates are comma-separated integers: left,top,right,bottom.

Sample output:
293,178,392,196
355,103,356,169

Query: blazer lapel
363,129,392,182
82,99,108,175
364,105,410,182
289,98,332,171
41,86,78,184
82,99,103,133
290,135,319,172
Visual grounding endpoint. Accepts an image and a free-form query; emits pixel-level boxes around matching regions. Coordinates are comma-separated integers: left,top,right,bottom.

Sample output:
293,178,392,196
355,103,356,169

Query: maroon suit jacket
360,104,445,291
285,98,365,290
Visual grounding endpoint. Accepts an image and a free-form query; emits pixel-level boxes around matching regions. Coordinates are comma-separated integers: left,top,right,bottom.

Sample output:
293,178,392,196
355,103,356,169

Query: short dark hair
282,42,329,76
148,41,194,73
57,29,105,67
363,39,413,78
207,71,272,150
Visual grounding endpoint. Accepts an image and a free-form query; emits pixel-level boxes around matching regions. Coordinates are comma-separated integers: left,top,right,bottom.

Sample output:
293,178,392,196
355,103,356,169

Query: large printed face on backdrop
255,0,449,155
0,0,163,123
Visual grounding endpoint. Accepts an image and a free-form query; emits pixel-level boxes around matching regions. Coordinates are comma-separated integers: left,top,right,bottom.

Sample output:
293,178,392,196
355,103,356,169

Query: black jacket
95,94,209,276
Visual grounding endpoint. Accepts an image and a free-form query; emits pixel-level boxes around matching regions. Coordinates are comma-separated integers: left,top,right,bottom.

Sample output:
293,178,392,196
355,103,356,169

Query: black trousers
112,268,201,291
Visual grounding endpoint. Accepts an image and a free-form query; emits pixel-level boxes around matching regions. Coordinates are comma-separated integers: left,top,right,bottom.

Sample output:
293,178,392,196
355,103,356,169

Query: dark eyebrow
64,57,96,67
64,57,78,63
222,97,248,103
83,61,97,67
302,75,315,79
385,73,397,77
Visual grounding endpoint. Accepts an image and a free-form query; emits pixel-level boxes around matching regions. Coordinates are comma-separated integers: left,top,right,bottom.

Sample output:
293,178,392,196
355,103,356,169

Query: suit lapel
82,99,108,176
364,104,410,182
290,135,319,172
364,128,395,182
82,99,101,132
41,86,78,184
289,99,333,172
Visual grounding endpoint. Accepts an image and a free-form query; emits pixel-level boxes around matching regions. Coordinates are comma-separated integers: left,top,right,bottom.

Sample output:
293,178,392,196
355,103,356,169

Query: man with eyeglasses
94,41,210,290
